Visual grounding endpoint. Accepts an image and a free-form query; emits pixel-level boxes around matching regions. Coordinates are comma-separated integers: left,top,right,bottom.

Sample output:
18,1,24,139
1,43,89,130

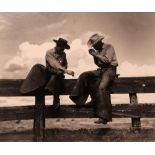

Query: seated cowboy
45,38,74,108
69,33,118,124
20,38,74,109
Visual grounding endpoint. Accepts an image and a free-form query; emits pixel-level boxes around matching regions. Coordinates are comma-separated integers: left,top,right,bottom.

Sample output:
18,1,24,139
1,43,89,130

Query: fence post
129,93,141,132
33,94,45,142
53,95,60,108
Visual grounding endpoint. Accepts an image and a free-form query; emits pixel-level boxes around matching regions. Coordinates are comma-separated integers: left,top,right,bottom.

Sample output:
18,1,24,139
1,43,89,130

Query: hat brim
53,39,58,43
53,39,70,50
65,44,70,49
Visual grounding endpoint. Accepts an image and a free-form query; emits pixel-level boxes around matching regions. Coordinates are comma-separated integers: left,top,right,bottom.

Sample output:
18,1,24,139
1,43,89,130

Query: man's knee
98,86,106,92
98,82,107,91
32,63,43,69
98,83,111,94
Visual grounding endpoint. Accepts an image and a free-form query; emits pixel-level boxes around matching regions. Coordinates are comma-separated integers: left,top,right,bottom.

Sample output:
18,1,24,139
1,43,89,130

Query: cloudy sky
1,12,155,78
1,12,155,106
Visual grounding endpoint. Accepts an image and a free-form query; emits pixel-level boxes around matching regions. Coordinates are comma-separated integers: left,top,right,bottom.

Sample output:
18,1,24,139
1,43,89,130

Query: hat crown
58,38,68,44
53,37,70,49
87,33,104,47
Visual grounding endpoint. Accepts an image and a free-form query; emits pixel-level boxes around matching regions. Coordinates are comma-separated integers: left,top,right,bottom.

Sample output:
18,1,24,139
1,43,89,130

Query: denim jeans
69,67,116,121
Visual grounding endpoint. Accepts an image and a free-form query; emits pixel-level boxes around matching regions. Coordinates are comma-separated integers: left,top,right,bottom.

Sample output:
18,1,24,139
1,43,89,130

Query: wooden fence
0,77,155,141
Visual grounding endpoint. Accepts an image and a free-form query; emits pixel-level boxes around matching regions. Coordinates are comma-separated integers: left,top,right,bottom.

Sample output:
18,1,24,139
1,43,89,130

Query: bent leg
69,70,99,105
45,74,64,108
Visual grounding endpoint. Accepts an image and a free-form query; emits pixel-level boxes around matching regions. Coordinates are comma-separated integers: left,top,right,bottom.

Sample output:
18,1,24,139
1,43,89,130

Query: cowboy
20,38,74,109
45,38,74,108
70,33,118,124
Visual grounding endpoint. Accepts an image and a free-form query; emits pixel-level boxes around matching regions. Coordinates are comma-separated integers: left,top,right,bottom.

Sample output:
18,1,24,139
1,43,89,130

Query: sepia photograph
0,12,155,142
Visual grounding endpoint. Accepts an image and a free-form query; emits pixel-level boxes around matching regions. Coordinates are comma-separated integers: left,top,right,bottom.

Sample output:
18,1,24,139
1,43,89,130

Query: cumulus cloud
2,38,58,77
118,61,155,77
3,37,96,79
4,56,27,72
4,41,53,78
65,38,96,78
4,34,155,79
19,41,52,59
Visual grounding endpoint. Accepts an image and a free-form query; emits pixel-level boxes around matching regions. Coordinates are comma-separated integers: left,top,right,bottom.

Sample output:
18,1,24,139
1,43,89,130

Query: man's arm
89,49,110,64
63,53,68,69
46,51,66,73
46,51,74,76
89,45,114,64
94,54,110,64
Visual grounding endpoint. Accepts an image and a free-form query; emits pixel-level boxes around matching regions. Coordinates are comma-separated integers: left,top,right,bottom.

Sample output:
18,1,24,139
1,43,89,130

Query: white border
0,142,155,155
0,0,155,154
0,0,154,12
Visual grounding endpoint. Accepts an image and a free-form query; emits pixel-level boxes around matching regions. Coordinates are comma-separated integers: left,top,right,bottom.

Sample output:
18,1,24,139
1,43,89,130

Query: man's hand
65,70,75,76
88,49,97,56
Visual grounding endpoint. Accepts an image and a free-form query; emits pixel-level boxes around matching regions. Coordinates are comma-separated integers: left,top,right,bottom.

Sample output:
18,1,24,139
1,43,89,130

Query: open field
0,118,155,142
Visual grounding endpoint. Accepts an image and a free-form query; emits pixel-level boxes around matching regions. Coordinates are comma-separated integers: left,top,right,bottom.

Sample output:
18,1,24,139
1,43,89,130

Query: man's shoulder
46,48,55,55
104,43,115,53
104,43,114,49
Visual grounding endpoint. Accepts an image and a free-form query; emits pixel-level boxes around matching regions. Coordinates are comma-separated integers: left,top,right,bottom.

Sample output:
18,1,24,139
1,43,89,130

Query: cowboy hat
53,38,70,49
87,33,104,48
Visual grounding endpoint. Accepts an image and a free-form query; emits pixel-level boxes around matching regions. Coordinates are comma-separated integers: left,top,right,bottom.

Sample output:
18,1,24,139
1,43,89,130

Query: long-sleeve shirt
94,43,118,68
45,48,68,72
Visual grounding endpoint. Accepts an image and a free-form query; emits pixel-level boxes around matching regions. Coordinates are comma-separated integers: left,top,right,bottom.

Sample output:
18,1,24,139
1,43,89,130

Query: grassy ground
0,118,155,141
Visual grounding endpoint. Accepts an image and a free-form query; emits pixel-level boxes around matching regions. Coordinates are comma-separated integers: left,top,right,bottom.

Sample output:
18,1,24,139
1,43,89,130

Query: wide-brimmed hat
53,38,70,49
87,33,104,48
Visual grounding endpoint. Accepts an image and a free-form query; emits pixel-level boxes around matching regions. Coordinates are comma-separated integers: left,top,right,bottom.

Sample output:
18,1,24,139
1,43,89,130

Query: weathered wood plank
0,104,155,121
33,95,45,142
0,77,155,96
129,93,141,130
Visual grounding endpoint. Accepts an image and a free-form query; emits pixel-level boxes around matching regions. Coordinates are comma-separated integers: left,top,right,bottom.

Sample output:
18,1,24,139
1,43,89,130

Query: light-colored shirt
45,48,68,72
94,43,118,68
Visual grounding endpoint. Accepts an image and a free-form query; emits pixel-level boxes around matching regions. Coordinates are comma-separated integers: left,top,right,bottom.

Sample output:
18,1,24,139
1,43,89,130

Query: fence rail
1,77,155,96
0,104,155,122
0,77,155,141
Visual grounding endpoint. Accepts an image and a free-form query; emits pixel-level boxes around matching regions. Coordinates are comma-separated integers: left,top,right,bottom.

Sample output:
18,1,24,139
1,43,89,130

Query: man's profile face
93,41,103,50
57,45,65,52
